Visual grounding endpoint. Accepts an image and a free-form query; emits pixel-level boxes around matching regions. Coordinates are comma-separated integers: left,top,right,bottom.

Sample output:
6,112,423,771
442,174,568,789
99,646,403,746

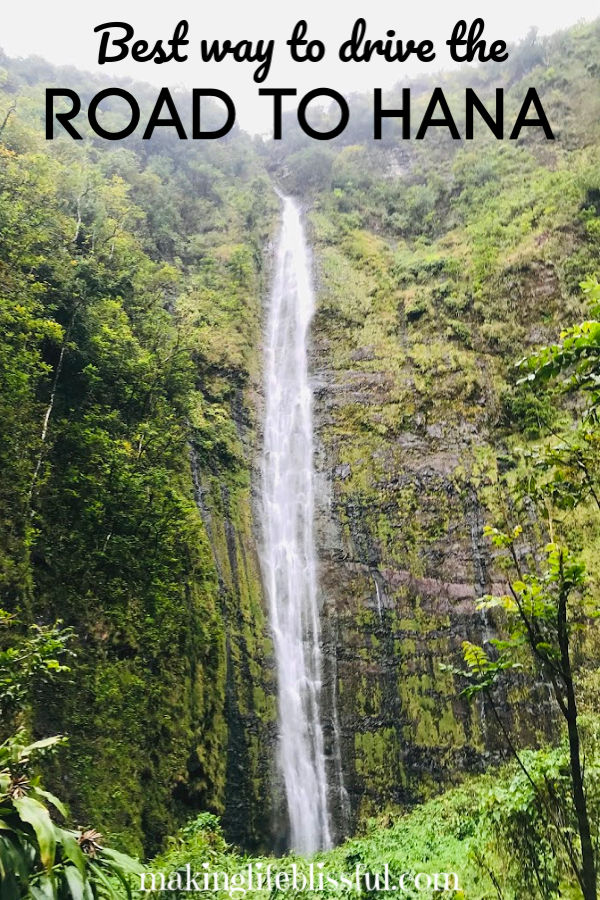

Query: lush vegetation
254,17,600,829
0,609,142,898
0,52,278,857
150,736,599,899
1,16,600,900
265,19,600,897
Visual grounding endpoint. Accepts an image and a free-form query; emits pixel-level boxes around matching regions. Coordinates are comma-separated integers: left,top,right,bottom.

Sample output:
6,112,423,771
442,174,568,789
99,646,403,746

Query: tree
0,609,73,729
451,278,600,899
457,531,596,898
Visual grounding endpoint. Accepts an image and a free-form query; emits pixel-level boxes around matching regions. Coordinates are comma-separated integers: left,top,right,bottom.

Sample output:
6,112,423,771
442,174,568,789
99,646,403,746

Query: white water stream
261,195,331,855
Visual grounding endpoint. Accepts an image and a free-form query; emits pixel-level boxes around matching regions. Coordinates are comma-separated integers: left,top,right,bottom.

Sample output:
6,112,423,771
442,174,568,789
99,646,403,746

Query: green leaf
0,833,29,881
106,863,134,900
101,846,144,874
0,867,20,900
28,872,56,900
13,796,56,870
64,864,86,900
88,861,121,899
33,788,67,819
59,831,87,877
24,736,64,755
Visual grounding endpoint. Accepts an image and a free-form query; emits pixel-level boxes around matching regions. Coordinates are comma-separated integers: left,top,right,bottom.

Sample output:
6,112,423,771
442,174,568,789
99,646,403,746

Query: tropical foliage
0,732,142,900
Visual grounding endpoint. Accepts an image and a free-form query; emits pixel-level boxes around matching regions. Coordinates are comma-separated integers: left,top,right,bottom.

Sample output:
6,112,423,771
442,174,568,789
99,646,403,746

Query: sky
3,0,600,134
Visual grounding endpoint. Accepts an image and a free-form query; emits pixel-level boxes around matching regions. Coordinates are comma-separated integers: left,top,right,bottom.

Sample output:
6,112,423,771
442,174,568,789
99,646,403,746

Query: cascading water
261,194,331,855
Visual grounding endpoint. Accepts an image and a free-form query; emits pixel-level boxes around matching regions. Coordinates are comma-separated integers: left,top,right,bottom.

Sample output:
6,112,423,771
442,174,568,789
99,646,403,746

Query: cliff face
29,208,281,856
189,416,277,852
224,30,600,836
309,243,561,829
312,354,508,826
146,200,280,854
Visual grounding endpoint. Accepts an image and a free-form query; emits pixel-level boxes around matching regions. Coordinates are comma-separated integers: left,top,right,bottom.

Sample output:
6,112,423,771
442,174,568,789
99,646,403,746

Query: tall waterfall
261,194,331,855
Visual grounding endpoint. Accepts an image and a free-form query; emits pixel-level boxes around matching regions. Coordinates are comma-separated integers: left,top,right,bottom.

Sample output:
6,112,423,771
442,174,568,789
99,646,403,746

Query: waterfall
261,194,331,855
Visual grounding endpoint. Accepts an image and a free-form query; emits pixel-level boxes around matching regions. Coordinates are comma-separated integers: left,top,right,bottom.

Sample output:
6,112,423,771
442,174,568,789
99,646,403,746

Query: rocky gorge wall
215,154,593,846
189,138,600,851
189,441,277,851
304,163,596,832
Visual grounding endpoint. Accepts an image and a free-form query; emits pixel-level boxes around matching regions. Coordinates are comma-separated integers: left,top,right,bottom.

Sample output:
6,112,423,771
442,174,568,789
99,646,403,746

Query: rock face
189,441,278,852
314,397,499,832
306,214,562,838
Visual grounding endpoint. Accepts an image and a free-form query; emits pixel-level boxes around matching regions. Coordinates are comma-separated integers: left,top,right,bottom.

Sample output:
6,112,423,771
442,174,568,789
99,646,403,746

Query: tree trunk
565,703,596,900
557,580,597,900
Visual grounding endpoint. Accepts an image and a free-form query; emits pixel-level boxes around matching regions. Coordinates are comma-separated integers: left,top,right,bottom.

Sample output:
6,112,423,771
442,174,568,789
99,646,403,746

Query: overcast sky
3,0,599,133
